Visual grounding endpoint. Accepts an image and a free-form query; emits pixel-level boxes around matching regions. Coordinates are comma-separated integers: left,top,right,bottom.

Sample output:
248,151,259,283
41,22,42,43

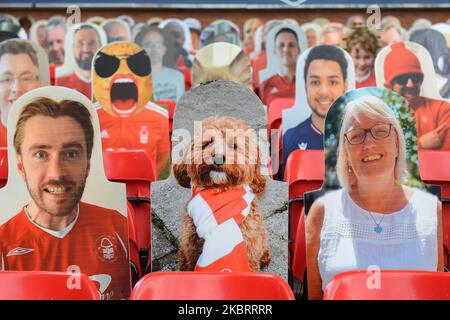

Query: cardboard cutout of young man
280,45,355,179
258,23,307,107
150,80,288,279
55,23,107,99
92,42,170,177
375,41,450,150
0,86,131,300
0,39,50,149
304,87,443,300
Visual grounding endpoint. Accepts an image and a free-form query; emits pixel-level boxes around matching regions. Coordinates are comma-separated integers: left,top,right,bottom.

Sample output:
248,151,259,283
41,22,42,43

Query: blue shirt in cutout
279,116,323,179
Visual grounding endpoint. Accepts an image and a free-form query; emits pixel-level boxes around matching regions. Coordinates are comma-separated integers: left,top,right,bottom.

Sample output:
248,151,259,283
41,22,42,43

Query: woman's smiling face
344,112,399,182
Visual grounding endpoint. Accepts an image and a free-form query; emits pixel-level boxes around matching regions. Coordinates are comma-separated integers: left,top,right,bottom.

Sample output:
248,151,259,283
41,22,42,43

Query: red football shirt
96,102,170,175
56,72,92,100
0,202,131,300
259,74,296,107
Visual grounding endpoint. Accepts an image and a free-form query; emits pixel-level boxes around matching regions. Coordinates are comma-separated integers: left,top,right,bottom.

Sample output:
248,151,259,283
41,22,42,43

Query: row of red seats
284,149,450,298
2,269,450,300
0,271,294,300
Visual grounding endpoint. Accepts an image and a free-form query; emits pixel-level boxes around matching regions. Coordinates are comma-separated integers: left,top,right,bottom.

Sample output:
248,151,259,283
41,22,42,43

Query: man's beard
24,173,87,217
76,53,94,71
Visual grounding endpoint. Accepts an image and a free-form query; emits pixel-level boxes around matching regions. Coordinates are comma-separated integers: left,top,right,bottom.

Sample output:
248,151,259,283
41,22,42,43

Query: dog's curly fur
174,116,271,271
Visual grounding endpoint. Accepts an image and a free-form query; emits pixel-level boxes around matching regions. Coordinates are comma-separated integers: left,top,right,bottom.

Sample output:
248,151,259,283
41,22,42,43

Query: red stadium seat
0,271,99,300
156,99,176,136
267,97,294,142
419,150,450,268
284,150,324,296
130,272,294,300
103,150,157,274
324,270,450,300
178,65,192,91
419,150,450,199
0,147,6,188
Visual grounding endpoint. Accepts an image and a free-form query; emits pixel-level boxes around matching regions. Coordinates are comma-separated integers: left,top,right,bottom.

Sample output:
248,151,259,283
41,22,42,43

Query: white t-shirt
152,67,185,102
318,188,438,291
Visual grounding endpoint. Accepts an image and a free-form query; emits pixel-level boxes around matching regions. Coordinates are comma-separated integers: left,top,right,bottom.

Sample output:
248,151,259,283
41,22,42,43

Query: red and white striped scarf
188,185,254,272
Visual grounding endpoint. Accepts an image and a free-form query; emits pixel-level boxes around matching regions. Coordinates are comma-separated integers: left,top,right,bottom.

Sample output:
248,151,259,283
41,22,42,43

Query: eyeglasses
344,123,393,145
94,50,151,78
0,73,39,87
107,36,128,43
142,40,165,49
391,73,424,86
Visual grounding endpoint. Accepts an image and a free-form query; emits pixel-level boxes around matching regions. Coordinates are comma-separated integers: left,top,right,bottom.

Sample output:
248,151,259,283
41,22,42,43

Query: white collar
24,205,80,239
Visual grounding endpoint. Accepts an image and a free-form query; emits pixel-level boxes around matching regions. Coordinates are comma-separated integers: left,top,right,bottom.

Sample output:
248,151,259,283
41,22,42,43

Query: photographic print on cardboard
192,42,252,89
92,41,171,179
375,41,450,150
0,86,131,300
304,86,443,300
151,80,288,279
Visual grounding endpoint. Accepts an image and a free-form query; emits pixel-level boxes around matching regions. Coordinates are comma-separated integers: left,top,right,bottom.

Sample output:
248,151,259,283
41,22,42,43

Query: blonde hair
336,95,408,190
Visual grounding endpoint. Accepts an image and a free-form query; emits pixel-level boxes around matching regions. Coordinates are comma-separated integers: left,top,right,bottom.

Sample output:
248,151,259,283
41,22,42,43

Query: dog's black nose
213,154,225,165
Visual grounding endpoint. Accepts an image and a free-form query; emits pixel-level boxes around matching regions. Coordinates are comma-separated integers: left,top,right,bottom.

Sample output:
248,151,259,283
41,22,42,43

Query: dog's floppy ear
174,162,191,188
250,164,266,194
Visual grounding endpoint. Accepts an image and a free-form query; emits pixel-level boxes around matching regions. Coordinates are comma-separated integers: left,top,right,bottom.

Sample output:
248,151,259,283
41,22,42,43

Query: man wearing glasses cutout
384,42,450,150
0,39,44,148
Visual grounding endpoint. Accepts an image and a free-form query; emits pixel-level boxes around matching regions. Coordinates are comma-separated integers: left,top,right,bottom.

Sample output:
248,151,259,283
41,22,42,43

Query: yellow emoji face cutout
93,42,153,117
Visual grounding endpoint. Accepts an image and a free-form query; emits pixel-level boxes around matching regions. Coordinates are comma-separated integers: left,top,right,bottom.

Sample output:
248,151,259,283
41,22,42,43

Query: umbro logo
7,247,34,257
101,129,110,138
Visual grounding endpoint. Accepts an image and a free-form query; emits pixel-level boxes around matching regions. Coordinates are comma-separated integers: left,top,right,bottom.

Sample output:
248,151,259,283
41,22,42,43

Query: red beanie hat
384,42,423,87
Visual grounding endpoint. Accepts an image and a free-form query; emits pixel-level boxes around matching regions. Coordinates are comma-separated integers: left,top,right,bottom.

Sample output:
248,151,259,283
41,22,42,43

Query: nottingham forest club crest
96,235,119,263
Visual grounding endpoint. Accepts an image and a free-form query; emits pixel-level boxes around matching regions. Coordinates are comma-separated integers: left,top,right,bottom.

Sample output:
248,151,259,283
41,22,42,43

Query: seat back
130,272,295,300
156,99,176,136
103,149,156,199
0,147,6,188
178,65,192,91
267,97,294,142
324,270,450,300
418,150,450,268
285,150,324,254
103,150,156,274
0,271,99,300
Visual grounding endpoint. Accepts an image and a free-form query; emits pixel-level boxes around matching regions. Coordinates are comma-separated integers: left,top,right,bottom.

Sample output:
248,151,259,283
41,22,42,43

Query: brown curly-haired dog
173,116,271,271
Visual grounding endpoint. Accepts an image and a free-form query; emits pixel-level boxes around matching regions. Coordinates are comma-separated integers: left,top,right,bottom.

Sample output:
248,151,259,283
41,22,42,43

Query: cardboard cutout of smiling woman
151,80,288,279
279,45,355,179
199,19,242,48
304,87,443,300
92,41,170,178
258,23,307,107
375,41,450,150
192,42,252,89
0,39,50,149
55,23,107,100
0,86,131,300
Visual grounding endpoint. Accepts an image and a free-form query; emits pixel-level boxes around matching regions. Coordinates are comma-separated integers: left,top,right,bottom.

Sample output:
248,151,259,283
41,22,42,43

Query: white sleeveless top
318,188,438,291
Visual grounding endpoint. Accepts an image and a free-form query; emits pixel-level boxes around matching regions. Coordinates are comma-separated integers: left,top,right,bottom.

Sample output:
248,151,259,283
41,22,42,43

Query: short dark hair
14,97,94,160
304,45,348,82
274,27,298,44
0,39,39,67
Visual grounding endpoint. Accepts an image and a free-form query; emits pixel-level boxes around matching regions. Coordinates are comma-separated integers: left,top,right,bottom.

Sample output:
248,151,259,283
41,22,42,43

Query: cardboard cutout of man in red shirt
92,42,170,176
